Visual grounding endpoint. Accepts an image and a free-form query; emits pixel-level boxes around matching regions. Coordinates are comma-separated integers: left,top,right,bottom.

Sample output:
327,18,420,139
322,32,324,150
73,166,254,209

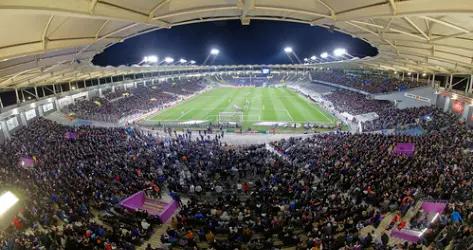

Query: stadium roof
1,0,473,89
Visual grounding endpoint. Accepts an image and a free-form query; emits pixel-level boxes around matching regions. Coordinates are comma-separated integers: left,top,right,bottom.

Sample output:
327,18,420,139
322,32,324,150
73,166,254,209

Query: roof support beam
95,20,110,39
89,0,98,14
238,0,255,25
72,23,138,62
403,17,429,40
421,16,469,33
388,0,397,15
430,31,471,42
349,20,428,41
333,0,473,21
0,0,170,27
42,15,54,50
148,0,171,22
0,37,120,61
317,0,336,19
345,21,397,51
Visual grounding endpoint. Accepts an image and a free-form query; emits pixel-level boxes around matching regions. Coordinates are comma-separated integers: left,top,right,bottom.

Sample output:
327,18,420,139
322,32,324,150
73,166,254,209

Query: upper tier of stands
323,90,458,132
311,70,427,94
63,78,205,122
214,73,307,87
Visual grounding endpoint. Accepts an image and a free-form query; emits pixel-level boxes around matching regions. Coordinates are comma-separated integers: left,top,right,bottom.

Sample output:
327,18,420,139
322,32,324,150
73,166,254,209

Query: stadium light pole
160,57,174,65
141,55,158,65
309,55,320,64
203,48,220,65
320,52,329,62
333,48,354,61
284,47,302,64
284,47,296,64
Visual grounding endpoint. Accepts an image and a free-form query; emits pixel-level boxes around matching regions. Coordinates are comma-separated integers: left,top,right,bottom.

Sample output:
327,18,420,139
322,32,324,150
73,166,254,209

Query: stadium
0,1,472,249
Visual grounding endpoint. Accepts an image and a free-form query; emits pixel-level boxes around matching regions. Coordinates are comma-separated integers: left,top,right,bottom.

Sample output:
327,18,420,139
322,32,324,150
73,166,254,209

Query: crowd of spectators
63,78,205,122
311,70,426,93
323,90,460,132
324,90,392,116
0,84,472,249
217,73,305,87
270,123,473,249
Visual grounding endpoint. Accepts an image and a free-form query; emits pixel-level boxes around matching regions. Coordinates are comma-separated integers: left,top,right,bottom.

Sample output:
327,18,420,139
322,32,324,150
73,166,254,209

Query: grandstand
0,1,472,250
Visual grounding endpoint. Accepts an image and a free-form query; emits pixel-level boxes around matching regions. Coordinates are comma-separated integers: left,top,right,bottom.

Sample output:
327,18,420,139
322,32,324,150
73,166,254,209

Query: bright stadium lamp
210,48,220,56
0,191,19,216
179,58,187,64
310,55,317,60
304,58,308,62
333,48,347,57
143,55,158,64
190,60,196,64
164,57,174,63
320,52,329,59
284,47,293,53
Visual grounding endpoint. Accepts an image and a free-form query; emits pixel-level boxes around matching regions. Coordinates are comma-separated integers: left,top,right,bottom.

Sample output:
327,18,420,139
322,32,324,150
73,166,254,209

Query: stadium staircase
44,111,75,126
141,198,168,216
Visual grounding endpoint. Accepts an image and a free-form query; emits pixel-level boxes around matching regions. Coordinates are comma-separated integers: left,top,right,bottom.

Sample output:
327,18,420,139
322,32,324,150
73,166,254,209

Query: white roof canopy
1,0,472,89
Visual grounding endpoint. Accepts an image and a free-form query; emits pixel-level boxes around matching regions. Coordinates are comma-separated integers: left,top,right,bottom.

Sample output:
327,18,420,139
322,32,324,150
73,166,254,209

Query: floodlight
303,58,308,62
179,58,187,64
143,55,158,63
164,57,174,63
407,72,412,76
394,71,398,74
333,48,347,57
0,191,19,216
422,73,427,77
210,49,220,55
310,56,317,60
320,52,329,59
284,47,293,53
190,60,196,64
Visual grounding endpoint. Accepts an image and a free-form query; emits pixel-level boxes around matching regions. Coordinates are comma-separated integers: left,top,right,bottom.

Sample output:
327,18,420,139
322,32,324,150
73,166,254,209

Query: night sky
93,20,377,66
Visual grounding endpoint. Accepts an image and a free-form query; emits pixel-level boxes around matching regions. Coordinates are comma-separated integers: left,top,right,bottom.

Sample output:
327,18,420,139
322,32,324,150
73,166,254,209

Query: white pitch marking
285,109,295,121
177,109,192,120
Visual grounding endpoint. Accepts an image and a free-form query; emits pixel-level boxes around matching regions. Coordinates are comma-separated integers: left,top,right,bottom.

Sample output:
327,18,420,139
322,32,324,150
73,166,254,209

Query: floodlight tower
159,57,174,65
332,48,353,61
203,48,220,65
141,55,158,65
320,52,329,62
309,55,320,64
284,47,302,64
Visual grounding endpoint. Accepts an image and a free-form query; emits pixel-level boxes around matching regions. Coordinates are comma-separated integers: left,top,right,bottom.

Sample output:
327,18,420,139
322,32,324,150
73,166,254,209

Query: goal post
218,112,243,127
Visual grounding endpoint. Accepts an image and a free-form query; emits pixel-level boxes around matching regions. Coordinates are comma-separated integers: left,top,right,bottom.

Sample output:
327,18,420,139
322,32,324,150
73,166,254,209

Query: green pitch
146,87,338,129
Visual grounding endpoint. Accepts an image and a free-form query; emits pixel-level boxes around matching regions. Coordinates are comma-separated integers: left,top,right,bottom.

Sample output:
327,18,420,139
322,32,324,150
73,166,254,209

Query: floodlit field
146,87,338,130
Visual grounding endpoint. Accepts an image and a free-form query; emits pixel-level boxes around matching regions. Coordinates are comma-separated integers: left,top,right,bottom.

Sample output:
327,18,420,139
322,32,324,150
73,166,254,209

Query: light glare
320,52,329,59
333,48,347,57
144,55,158,63
0,192,19,216
164,57,174,63
210,49,220,55
284,47,293,53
